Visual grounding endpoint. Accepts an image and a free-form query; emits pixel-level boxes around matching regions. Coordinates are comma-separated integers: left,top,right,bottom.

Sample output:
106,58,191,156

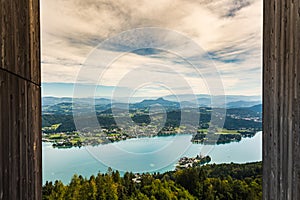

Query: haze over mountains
42,94,261,110
42,94,262,135
42,95,262,133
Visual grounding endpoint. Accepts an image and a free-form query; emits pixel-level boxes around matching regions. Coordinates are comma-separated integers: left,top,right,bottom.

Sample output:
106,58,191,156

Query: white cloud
41,0,262,96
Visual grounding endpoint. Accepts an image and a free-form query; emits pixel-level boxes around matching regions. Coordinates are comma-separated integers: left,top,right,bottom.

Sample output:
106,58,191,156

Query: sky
41,0,262,98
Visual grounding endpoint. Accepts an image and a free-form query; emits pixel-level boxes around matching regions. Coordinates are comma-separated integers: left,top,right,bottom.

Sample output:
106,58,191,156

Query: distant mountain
197,98,211,107
247,104,262,113
42,97,181,114
42,96,262,112
179,101,199,108
42,101,112,115
132,97,180,109
42,97,111,106
42,102,73,114
42,97,73,106
164,94,202,102
226,101,262,108
224,95,261,103
164,94,261,103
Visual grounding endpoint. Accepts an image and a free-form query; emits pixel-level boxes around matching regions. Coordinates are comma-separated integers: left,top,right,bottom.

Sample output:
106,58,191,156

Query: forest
42,108,262,134
42,161,262,200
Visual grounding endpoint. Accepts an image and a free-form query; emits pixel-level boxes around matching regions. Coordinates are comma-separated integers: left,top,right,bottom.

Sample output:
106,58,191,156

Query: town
176,154,211,170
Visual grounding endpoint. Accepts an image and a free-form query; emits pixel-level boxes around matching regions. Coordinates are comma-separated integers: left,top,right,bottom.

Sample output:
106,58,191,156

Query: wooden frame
263,0,300,199
0,0,41,199
1,0,300,199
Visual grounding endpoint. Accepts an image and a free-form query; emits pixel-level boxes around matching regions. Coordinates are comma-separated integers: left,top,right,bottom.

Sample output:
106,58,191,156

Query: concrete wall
0,0,41,199
263,0,300,199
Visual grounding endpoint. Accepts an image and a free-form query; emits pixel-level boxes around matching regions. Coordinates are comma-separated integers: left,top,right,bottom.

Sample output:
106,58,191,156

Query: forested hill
42,161,262,200
42,105,262,133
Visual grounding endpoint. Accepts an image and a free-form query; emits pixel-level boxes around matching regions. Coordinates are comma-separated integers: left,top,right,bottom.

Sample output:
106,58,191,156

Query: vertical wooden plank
263,0,300,199
262,0,272,199
1,71,9,200
0,69,2,200
293,1,300,199
0,71,8,200
0,0,2,70
0,0,41,199
28,83,42,200
286,1,294,199
8,73,17,200
29,0,41,84
18,76,26,200
0,0,40,83
0,72,41,200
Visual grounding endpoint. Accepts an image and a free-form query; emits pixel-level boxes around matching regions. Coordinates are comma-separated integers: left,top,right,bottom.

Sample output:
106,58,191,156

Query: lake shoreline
43,132,262,184
43,129,259,149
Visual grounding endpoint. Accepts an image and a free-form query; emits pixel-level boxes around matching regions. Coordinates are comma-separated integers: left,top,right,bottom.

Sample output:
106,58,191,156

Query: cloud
41,0,262,96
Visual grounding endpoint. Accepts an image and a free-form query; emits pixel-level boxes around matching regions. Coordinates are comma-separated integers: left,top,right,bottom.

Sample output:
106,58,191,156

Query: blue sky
41,0,262,98
42,83,116,98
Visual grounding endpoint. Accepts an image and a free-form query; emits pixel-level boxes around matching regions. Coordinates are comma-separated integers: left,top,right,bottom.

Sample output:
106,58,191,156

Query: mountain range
42,94,262,111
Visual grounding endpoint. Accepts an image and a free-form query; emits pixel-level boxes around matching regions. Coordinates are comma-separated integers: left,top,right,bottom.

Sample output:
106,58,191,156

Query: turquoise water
43,132,262,184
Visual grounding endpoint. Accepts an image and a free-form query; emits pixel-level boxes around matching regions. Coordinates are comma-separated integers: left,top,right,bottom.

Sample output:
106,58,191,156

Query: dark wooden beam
263,0,300,199
0,0,41,199
1,0,300,199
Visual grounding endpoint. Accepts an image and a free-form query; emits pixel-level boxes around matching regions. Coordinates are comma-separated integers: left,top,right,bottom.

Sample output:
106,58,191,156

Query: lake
43,131,262,184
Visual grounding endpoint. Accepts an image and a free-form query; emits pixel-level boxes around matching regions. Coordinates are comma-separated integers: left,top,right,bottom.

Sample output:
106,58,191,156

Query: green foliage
43,162,262,200
42,107,262,134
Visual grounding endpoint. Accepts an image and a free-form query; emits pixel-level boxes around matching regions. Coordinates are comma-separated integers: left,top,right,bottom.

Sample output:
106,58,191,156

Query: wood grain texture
263,0,300,199
0,0,40,85
0,0,41,199
1,0,300,199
